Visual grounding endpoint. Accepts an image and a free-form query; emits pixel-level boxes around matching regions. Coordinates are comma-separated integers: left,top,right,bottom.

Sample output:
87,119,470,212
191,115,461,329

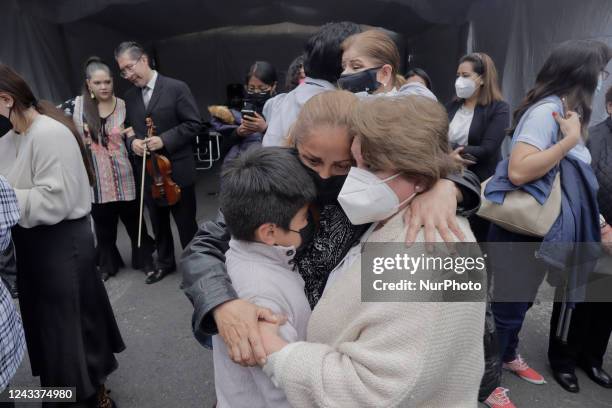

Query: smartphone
241,109,256,118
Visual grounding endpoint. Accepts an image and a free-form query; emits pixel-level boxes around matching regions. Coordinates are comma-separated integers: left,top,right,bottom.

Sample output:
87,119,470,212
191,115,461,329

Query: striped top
61,96,136,203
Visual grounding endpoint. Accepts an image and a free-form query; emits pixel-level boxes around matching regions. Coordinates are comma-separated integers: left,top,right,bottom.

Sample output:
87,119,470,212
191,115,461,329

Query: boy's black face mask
337,67,382,94
290,211,316,254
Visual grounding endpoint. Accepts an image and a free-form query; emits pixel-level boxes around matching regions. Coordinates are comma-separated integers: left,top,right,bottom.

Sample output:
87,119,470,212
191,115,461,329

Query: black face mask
244,90,272,113
0,117,11,138
337,67,382,94
300,163,348,206
290,211,316,254
0,109,13,138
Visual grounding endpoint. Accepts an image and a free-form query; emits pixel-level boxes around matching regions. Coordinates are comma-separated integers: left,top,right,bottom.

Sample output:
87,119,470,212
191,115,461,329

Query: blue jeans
487,224,546,363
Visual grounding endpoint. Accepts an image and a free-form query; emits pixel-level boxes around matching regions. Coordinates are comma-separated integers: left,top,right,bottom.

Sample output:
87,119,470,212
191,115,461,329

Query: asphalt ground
9,162,612,408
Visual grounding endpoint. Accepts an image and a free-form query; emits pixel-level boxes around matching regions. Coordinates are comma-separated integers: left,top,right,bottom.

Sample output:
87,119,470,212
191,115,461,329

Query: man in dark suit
115,41,201,284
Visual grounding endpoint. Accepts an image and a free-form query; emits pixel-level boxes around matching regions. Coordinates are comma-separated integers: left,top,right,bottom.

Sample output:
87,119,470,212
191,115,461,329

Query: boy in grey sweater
212,147,316,408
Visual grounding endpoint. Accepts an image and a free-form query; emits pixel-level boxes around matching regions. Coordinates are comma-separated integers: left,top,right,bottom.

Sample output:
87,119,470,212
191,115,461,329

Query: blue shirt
511,95,591,164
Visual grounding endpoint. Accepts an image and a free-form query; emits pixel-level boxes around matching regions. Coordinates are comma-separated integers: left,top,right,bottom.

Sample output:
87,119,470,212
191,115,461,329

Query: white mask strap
380,172,400,184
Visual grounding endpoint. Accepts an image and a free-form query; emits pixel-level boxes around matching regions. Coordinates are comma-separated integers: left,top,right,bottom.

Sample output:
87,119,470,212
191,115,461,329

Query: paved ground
9,163,612,407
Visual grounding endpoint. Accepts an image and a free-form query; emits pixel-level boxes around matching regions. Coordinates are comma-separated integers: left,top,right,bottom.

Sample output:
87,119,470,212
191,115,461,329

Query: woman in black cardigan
446,52,509,242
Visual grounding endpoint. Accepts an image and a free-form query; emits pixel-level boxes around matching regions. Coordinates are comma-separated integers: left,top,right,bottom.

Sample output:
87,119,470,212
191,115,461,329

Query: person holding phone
446,52,509,243
221,61,277,165
447,53,509,181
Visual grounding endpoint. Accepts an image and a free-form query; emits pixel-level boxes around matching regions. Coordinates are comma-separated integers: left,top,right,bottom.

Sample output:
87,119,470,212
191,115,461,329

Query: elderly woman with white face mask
258,95,486,408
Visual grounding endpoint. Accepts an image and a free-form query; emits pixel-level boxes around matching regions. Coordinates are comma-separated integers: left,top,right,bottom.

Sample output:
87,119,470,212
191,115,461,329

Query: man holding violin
115,41,201,284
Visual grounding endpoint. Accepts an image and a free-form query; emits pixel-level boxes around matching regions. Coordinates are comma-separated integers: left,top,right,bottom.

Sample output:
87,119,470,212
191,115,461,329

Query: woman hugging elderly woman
183,86,486,407
254,91,486,408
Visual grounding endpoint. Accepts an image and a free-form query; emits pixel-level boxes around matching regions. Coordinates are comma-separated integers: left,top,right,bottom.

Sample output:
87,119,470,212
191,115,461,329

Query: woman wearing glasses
60,56,155,281
211,61,278,166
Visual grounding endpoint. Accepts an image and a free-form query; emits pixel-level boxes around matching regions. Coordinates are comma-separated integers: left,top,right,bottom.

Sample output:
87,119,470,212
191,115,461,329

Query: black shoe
98,266,110,282
145,267,173,284
552,370,580,393
579,365,612,388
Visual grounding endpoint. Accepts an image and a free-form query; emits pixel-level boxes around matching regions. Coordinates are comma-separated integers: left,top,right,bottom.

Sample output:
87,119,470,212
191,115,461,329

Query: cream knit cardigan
264,211,486,407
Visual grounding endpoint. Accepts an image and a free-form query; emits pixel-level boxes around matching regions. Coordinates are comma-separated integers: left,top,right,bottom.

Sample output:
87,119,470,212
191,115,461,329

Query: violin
144,117,181,206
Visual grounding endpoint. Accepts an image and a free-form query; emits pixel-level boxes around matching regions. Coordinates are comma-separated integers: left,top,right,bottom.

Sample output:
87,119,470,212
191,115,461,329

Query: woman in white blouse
0,64,124,408
446,52,509,243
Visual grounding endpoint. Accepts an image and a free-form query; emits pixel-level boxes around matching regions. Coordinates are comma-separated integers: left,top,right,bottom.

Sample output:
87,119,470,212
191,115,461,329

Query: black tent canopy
3,0,612,123
2,0,475,110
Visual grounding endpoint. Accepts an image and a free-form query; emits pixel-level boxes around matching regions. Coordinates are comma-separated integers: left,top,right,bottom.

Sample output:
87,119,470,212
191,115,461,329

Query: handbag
477,171,561,237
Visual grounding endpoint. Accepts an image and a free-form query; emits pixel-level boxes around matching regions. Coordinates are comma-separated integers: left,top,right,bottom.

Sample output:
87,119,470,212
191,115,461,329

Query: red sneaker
484,387,517,408
503,354,546,384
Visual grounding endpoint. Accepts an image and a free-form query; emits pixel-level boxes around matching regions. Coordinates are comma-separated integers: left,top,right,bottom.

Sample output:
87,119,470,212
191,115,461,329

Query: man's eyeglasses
120,55,143,78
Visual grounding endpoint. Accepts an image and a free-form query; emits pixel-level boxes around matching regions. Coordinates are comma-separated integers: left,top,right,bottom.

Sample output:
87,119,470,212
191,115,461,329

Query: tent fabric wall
407,23,469,103
155,23,320,115
2,0,611,125
2,0,473,102
490,0,612,125
0,3,74,103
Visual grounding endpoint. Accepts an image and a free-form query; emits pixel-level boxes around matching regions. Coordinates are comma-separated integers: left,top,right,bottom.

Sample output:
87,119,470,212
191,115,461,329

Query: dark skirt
12,216,125,401
91,200,155,277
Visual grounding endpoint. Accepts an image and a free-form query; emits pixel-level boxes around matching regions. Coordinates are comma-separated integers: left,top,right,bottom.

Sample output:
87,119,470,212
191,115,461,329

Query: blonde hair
350,96,458,190
287,90,358,146
342,30,406,89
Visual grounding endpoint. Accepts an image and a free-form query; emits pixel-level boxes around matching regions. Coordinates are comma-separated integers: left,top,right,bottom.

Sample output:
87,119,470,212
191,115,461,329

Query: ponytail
394,74,407,88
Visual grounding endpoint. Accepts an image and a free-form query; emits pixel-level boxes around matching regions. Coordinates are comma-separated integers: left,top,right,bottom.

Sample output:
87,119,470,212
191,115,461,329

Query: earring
90,90,95,100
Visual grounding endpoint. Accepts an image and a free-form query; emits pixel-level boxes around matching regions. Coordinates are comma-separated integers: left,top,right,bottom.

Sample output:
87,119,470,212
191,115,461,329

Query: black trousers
468,215,491,243
145,185,198,270
90,200,155,275
13,217,125,402
548,299,612,372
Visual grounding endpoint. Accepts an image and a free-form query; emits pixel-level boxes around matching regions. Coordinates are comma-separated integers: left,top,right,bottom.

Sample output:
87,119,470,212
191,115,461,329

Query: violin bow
137,118,153,248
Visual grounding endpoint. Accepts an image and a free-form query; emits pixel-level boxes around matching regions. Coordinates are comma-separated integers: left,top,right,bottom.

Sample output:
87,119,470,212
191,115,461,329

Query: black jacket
587,117,612,223
124,74,202,187
179,170,482,341
446,100,510,182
